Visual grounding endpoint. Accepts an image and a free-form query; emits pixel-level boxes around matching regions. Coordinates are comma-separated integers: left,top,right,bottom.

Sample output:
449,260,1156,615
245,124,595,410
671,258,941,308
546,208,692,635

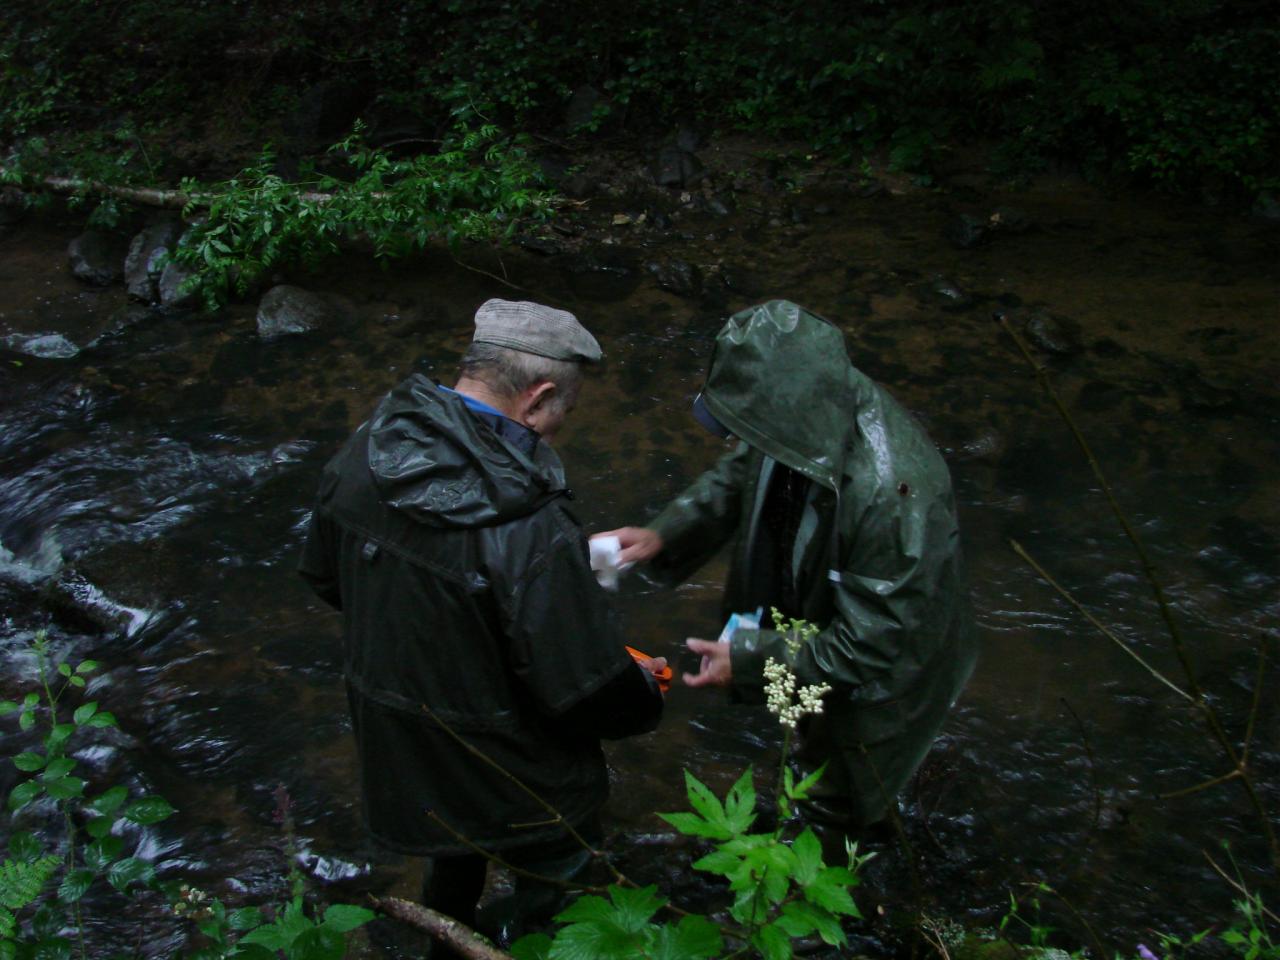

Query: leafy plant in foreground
511,616,866,960
0,631,374,958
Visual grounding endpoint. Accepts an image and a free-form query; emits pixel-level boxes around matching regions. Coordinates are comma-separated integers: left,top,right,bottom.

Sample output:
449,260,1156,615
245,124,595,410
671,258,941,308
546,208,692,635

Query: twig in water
450,255,526,291
369,896,512,960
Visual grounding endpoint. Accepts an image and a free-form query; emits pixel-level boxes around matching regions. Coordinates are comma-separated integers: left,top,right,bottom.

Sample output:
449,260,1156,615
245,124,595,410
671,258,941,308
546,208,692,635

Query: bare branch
369,896,513,960
1009,540,1192,702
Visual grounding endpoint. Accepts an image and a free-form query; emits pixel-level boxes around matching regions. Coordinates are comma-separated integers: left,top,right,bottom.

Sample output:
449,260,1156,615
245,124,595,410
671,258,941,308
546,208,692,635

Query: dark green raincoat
651,301,975,828
300,374,662,855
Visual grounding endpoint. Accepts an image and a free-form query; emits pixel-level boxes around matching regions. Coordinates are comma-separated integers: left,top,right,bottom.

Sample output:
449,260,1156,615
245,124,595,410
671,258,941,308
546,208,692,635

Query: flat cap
472,298,602,363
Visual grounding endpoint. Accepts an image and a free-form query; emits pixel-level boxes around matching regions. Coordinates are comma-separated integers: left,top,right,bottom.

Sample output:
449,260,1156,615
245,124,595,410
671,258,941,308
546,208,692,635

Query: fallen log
368,896,514,960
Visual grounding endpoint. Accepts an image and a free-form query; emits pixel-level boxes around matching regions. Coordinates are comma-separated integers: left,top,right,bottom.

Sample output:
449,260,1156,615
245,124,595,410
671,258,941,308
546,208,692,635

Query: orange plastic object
626,645,672,693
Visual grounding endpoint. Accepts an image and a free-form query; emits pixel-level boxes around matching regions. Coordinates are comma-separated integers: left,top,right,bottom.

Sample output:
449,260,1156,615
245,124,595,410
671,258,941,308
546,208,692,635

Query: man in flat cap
300,299,666,954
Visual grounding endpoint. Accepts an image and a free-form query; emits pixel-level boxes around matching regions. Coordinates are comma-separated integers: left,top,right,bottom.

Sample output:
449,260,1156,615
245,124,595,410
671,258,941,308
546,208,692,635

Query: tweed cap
472,298,602,363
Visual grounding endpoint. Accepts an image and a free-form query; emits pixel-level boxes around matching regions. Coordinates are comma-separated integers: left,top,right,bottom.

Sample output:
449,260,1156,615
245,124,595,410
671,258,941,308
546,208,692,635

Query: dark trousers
421,820,600,957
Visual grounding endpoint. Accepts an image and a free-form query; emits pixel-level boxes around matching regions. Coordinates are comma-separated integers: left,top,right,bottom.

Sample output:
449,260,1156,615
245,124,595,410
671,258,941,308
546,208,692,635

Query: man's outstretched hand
593,526,664,566
683,638,732,688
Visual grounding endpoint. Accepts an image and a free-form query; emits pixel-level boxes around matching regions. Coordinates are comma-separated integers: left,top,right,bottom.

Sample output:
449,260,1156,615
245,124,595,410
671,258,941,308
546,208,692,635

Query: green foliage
514,766,864,959
171,120,551,310
3,0,1276,201
0,631,374,958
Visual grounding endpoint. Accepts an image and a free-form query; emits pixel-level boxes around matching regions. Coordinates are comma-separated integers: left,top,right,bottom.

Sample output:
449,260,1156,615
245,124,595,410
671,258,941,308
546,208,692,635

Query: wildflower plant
514,614,863,960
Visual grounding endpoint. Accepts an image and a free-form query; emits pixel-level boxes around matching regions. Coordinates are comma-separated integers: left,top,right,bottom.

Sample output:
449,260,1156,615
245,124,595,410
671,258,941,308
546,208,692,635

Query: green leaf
45,723,75,752
44,776,86,801
804,868,861,917
605,885,665,934
791,828,823,886
123,796,176,824
243,897,313,950
791,762,827,799
683,770,727,825
320,903,375,933
781,900,847,946
9,780,43,810
9,831,44,862
57,869,95,904
84,835,125,871
42,757,75,781
13,752,45,772
544,920,637,960
58,663,72,678
69,676,86,688
647,915,723,960
89,785,128,817
73,702,99,725
291,925,346,960
85,816,114,840
510,932,552,960
555,894,616,925
228,906,265,930
753,922,792,960
75,660,99,675
722,767,757,833
106,856,155,892
657,811,732,841
23,693,39,708
0,700,18,715
18,711,35,731
85,711,117,728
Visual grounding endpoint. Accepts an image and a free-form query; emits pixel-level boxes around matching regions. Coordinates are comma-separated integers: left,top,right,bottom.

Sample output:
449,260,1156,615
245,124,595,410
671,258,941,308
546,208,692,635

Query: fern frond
0,855,60,911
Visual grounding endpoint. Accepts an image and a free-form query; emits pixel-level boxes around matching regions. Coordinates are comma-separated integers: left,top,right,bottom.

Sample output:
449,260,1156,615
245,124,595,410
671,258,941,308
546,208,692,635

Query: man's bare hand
682,638,732,688
593,527,664,565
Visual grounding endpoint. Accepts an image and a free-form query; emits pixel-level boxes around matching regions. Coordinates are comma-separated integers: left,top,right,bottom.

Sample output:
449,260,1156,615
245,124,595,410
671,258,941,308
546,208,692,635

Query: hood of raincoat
365,373,567,528
698,300,871,490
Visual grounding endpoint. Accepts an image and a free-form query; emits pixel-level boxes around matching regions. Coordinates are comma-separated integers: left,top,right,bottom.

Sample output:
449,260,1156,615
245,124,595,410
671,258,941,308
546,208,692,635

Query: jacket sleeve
729,493,962,706
505,509,663,737
647,442,752,585
298,503,342,610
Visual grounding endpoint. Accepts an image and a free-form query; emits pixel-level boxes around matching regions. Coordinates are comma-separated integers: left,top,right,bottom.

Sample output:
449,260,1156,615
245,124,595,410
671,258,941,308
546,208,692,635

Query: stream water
0,165,1277,956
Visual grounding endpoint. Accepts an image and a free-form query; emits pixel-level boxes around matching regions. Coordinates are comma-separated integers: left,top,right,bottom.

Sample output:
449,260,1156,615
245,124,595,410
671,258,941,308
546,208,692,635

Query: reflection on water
0,180,1276,954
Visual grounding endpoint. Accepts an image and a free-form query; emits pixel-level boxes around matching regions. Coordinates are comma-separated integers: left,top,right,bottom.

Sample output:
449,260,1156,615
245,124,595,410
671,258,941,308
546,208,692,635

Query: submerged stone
125,220,183,303
2,332,79,359
256,284,333,338
68,230,123,286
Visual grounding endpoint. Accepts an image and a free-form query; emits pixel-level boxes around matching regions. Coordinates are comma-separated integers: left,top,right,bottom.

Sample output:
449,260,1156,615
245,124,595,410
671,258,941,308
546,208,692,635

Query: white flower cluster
764,657,832,729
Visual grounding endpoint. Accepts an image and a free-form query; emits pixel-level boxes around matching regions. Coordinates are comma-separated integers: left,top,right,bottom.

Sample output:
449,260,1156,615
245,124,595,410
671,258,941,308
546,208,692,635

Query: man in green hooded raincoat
602,300,975,830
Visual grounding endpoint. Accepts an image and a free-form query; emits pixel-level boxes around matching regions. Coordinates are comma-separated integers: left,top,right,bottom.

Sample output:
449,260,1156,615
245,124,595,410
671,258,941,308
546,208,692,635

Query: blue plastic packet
717,607,763,643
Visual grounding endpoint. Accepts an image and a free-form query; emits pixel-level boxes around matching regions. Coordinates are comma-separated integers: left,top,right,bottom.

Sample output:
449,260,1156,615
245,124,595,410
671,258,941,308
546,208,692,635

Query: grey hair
459,342,584,413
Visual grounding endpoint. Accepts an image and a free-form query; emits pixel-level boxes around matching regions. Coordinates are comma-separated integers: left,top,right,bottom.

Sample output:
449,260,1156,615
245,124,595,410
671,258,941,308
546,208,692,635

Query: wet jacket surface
650,301,975,827
300,374,662,855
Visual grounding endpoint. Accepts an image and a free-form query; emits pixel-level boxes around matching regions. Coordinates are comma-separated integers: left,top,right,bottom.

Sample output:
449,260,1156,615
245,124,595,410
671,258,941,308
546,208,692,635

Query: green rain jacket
300,374,662,855
650,301,975,827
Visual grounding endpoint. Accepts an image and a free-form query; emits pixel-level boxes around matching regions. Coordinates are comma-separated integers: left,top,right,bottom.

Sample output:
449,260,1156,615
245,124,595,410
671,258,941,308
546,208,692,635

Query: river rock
650,146,705,189
256,285,334,338
1,332,79,359
945,214,988,249
1023,311,1083,356
561,250,640,302
125,220,183,303
68,231,123,286
158,261,199,310
645,258,702,297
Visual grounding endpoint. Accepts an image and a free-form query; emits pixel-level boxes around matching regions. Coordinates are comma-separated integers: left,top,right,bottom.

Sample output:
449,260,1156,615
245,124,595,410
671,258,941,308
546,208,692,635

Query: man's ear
519,381,557,424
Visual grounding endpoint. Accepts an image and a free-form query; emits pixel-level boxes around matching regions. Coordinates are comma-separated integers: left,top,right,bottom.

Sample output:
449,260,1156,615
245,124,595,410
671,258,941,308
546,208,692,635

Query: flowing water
1,168,1277,956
